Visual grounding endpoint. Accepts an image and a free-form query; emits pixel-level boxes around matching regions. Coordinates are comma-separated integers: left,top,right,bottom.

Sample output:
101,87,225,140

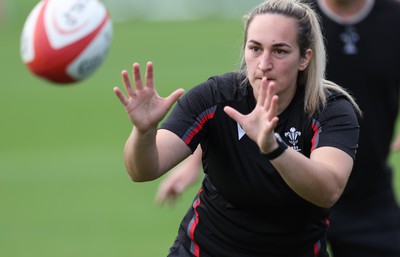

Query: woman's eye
250,46,261,53
274,49,287,55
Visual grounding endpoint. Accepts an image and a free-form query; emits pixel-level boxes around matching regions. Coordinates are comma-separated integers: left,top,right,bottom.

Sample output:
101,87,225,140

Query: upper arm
310,146,354,187
156,129,193,176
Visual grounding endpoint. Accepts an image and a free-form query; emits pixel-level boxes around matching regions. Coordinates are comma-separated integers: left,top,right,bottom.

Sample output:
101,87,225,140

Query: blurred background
0,0,262,256
0,0,399,256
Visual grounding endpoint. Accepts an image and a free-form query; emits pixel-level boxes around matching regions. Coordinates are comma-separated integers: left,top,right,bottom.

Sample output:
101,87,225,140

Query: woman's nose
258,52,272,72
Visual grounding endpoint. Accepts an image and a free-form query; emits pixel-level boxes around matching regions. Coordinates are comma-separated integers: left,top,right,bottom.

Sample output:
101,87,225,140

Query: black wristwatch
264,133,288,160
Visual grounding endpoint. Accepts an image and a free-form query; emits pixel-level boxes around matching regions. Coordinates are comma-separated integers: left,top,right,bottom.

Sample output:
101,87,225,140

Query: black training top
316,0,400,229
161,72,359,256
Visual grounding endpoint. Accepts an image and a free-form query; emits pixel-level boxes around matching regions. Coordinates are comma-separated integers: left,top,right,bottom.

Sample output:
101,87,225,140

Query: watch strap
264,134,288,160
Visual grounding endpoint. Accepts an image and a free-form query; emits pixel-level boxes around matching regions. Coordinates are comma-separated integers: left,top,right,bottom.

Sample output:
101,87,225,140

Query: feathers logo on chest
284,127,302,152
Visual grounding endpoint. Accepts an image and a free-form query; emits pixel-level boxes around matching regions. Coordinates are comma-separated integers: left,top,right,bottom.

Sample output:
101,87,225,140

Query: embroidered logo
284,127,301,151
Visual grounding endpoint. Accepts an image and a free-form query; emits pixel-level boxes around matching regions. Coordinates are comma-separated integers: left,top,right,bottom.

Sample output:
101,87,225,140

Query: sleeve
313,96,360,160
160,79,218,153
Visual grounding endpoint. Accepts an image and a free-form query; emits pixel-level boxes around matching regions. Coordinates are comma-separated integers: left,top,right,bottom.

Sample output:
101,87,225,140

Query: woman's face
245,14,312,101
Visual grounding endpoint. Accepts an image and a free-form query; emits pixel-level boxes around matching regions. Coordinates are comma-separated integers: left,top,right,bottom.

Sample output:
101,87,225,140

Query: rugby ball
20,0,113,84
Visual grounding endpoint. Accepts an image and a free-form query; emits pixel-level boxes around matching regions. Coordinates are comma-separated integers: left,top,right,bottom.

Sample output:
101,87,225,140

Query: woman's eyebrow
248,39,292,48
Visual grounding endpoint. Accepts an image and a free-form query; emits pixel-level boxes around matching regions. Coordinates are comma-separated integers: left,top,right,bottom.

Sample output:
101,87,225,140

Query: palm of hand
114,62,184,133
124,87,171,133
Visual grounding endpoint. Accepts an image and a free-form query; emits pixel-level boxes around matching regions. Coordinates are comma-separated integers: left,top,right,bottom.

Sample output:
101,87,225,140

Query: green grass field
1,1,400,257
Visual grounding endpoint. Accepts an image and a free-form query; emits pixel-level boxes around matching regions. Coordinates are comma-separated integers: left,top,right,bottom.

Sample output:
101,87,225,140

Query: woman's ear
299,49,312,71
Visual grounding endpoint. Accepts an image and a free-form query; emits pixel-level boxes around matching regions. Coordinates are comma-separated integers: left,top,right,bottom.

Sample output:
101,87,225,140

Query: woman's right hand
113,61,184,133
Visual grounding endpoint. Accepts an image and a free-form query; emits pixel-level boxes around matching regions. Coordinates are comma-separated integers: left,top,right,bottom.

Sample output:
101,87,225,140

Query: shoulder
325,89,347,102
321,89,359,121
195,72,244,92
184,72,248,103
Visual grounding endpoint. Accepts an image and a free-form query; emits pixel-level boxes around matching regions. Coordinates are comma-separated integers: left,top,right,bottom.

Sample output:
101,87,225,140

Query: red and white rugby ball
20,0,113,84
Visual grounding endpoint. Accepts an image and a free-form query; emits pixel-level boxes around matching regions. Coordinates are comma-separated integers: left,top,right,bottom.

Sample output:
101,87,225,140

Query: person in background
114,0,360,256
155,0,400,256
316,0,400,256
155,146,202,206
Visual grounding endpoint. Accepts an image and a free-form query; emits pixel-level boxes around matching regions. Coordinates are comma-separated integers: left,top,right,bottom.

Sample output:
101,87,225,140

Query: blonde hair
239,0,361,116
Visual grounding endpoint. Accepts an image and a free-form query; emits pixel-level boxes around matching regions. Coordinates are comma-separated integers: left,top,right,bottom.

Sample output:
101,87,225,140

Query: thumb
224,106,244,124
166,88,185,107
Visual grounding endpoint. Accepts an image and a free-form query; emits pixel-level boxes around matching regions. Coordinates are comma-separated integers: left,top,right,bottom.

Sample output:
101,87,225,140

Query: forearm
124,128,193,182
124,127,161,182
270,147,352,208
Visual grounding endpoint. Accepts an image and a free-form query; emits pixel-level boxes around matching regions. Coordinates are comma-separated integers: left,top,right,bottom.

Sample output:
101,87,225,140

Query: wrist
264,133,288,160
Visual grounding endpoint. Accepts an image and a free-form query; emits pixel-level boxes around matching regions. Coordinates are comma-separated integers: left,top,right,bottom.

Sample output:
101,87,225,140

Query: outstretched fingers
145,62,155,88
258,77,268,107
260,78,274,111
132,62,144,90
115,62,155,104
113,69,135,106
265,82,278,120
268,95,279,120
113,86,128,106
258,78,278,121
121,69,136,97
